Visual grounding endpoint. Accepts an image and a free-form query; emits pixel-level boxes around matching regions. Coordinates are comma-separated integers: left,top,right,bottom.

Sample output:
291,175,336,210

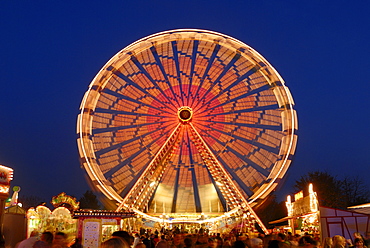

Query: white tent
320,206,370,240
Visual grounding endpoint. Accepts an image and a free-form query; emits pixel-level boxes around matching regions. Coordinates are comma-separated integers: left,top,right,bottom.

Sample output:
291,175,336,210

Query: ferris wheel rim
77,28,298,212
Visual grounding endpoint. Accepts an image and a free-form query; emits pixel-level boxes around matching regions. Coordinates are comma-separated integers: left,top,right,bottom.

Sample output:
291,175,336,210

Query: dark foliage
79,190,102,210
255,194,287,228
18,195,47,209
293,170,370,209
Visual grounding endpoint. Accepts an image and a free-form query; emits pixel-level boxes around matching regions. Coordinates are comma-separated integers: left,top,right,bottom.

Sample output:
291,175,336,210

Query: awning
269,212,318,224
269,216,292,224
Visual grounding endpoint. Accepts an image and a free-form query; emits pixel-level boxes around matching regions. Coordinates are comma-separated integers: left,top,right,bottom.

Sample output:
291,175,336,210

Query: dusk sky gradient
1,1,370,204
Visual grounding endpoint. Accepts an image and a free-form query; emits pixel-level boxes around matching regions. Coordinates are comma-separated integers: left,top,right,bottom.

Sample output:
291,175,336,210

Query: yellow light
294,191,303,201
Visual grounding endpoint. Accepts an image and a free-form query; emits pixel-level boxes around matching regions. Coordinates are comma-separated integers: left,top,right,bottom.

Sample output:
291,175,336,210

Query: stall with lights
26,205,77,239
270,183,370,242
72,209,136,246
270,184,320,235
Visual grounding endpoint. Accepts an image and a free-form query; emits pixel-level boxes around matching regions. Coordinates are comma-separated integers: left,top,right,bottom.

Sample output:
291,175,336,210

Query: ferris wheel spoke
190,44,221,106
211,127,279,154
150,46,182,107
202,120,281,131
186,40,199,107
201,131,271,178
109,69,173,108
208,153,255,197
188,122,267,232
193,129,257,196
101,131,168,179
130,56,179,109
94,124,170,159
198,84,272,114
92,121,166,134
189,123,245,208
184,130,203,212
170,41,185,106
199,103,280,118
192,52,241,110
202,65,262,108
116,123,183,211
94,107,162,117
102,88,174,115
169,152,181,213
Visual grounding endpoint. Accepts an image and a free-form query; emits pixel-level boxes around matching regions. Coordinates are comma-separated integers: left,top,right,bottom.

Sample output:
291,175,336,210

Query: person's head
208,238,218,248
302,236,316,248
184,237,193,248
277,233,286,242
173,234,183,245
30,230,39,237
323,237,332,247
354,233,362,239
101,237,130,248
250,238,263,248
354,238,364,247
112,231,133,245
268,240,279,248
136,243,146,248
234,240,246,248
198,235,208,244
41,232,54,245
238,234,248,241
257,233,265,239
333,235,345,247
54,232,67,246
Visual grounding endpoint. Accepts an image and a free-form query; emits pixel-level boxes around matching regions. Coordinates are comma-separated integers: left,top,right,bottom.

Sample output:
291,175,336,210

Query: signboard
0,165,13,185
82,219,101,248
0,165,13,196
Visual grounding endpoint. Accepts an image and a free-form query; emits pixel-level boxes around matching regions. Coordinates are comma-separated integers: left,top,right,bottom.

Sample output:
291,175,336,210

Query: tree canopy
78,190,102,210
293,170,370,209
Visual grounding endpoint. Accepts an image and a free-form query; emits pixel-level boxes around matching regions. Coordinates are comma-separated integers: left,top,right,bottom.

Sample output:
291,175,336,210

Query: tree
293,170,370,209
341,175,370,207
18,195,47,209
293,171,345,209
79,190,102,210
255,194,287,228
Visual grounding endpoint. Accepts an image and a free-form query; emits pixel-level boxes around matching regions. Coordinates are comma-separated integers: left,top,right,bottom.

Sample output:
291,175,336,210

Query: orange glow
77,29,298,229
294,191,303,201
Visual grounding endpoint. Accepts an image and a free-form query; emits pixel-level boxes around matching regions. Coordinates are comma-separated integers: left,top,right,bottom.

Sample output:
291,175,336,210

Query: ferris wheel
77,29,297,230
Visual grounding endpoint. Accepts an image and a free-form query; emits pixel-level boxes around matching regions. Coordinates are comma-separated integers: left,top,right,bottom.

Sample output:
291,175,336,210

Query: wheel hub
178,106,193,122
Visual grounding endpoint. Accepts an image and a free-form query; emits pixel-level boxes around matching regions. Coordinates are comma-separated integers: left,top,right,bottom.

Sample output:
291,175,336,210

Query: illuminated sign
0,165,13,185
51,192,80,210
294,191,303,201
0,165,13,196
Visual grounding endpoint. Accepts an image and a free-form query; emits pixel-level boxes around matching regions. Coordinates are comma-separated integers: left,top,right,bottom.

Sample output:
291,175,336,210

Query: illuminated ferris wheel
77,29,297,231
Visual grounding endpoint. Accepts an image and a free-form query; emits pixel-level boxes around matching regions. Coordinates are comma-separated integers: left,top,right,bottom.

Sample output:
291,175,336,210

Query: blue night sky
1,1,370,204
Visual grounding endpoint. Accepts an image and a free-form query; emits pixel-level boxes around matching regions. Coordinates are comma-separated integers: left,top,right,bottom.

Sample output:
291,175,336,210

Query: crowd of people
322,232,370,248
16,231,82,248
101,229,370,248
16,229,370,248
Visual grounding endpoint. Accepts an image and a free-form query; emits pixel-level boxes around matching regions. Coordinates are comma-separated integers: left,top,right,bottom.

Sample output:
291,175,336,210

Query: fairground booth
26,193,136,246
270,184,370,242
